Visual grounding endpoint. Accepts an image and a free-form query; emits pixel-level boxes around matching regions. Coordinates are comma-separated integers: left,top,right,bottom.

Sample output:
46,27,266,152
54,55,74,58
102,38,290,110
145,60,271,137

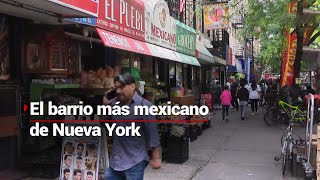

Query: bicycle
276,100,305,175
264,100,306,127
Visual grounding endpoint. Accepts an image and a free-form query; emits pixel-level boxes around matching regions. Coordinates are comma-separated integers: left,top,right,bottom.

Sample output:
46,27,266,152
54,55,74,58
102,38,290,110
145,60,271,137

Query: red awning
96,28,152,56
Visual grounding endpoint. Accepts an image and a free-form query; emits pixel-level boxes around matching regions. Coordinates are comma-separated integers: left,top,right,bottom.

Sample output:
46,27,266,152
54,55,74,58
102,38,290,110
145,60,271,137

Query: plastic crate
166,135,189,164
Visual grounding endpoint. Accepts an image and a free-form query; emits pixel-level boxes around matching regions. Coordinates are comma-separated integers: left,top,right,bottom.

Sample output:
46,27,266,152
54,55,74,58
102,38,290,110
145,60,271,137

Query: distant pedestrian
230,79,239,111
237,81,249,120
220,85,232,122
249,80,261,115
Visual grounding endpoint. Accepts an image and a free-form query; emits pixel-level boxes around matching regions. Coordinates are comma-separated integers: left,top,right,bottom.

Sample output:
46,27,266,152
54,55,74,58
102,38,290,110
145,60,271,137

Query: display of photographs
72,169,83,180
60,138,101,180
75,142,85,156
74,156,85,170
84,170,95,180
61,168,72,180
64,140,75,155
85,143,98,157
62,154,73,169
84,155,97,171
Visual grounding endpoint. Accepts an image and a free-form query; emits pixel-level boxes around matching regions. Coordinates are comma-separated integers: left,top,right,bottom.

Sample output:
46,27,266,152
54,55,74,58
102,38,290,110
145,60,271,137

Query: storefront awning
196,39,226,66
175,52,201,66
196,39,215,64
96,28,152,56
96,27,200,67
146,43,181,63
0,0,98,25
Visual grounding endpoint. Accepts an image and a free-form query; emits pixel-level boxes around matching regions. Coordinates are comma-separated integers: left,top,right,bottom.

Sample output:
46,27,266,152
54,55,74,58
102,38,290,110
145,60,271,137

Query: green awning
174,52,201,66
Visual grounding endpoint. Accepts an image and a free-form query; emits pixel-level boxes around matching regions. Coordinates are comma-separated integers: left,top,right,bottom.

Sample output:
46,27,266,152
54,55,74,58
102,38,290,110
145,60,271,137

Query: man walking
103,73,161,180
230,77,239,111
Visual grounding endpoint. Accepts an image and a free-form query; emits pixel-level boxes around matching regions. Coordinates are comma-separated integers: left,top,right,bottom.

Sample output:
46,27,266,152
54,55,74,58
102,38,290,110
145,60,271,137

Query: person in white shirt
249,80,261,115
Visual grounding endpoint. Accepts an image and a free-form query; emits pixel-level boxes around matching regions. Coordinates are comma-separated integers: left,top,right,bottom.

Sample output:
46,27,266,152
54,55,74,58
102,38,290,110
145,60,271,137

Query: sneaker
226,117,229,122
241,117,244,120
251,112,255,115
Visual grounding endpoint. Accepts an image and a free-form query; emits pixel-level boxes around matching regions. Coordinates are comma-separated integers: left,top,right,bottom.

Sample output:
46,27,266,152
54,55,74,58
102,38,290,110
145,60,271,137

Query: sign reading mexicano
176,20,196,56
145,0,176,50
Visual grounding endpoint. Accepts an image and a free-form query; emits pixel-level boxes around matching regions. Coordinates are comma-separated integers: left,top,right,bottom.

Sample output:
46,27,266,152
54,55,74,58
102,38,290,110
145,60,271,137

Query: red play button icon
24,104,28,112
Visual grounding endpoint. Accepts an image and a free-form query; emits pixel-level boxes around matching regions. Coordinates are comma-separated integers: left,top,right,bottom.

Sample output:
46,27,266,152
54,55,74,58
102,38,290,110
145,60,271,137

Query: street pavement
144,107,308,180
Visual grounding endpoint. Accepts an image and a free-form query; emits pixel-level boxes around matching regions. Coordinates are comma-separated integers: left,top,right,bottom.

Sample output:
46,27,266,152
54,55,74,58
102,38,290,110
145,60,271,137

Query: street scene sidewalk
145,108,304,180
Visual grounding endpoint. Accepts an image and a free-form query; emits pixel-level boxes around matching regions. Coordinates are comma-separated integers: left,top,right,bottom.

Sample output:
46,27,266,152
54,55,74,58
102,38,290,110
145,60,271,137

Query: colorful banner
176,20,196,56
97,0,145,41
203,4,229,30
96,28,151,56
49,0,99,17
145,0,176,50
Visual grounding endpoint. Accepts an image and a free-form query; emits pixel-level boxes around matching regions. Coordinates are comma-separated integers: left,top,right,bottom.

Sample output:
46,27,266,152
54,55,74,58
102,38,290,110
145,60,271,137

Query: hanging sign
97,0,145,41
145,0,176,50
203,4,229,30
176,19,196,56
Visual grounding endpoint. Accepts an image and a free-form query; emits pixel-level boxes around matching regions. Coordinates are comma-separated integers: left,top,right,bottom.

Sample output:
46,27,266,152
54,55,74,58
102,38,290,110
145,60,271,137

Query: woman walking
220,85,232,122
238,81,249,120
249,80,261,115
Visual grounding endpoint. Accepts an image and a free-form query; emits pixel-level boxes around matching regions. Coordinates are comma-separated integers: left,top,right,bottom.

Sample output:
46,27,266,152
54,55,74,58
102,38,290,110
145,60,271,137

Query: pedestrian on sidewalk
230,78,239,111
220,85,232,122
249,80,261,115
237,81,249,120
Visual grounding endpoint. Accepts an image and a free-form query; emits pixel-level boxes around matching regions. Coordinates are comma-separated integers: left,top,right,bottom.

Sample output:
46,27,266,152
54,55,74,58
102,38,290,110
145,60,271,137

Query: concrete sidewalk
144,108,306,180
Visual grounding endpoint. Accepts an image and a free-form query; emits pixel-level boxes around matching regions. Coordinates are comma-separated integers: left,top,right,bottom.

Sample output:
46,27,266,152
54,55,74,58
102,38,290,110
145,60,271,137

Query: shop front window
176,63,183,87
169,62,175,87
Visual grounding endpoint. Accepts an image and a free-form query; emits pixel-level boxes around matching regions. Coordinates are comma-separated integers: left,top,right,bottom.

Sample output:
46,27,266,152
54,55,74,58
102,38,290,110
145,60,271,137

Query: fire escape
208,29,229,60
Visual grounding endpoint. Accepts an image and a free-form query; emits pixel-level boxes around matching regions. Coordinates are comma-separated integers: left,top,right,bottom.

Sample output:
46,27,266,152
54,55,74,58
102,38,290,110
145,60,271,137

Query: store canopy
0,0,98,25
227,59,243,73
96,28,152,56
175,52,201,66
146,43,181,63
196,39,226,66
196,39,215,64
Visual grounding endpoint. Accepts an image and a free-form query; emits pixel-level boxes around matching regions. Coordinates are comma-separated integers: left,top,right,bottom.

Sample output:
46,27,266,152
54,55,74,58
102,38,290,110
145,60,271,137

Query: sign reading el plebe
49,0,99,17
96,28,151,56
97,0,145,41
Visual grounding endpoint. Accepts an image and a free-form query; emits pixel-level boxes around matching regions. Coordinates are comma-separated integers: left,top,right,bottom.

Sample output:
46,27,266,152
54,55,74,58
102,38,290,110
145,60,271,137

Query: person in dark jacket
237,80,249,120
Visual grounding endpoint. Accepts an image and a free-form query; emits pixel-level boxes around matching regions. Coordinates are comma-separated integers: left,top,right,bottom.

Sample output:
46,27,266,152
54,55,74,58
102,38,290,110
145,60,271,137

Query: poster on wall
145,0,176,50
0,17,9,78
97,0,145,41
203,4,229,30
59,136,100,180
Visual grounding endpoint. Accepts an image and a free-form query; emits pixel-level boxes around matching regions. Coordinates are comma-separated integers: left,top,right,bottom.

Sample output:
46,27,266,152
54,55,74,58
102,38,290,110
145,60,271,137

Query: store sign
176,20,196,57
97,0,145,41
49,0,99,17
66,18,96,26
96,28,151,56
145,0,176,50
203,4,229,30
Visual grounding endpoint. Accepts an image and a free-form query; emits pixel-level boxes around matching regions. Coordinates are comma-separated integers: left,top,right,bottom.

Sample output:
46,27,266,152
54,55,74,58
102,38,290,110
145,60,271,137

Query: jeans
239,101,247,118
250,99,259,113
222,105,230,120
104,160,148,180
